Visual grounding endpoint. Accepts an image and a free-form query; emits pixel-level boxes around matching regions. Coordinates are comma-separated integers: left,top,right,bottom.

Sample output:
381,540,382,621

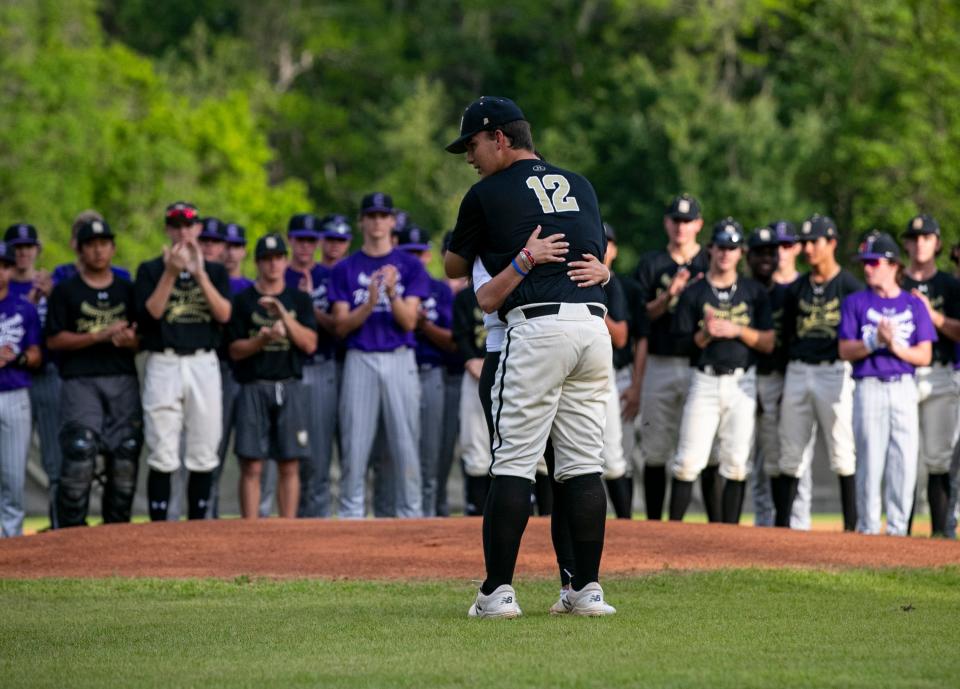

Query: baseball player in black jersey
135,202,232,521
445,96,615,617
774,215,863,530
227,234,318,519
901,214,960,536
46,218,142,527
668,219,774,523
633,194,710,520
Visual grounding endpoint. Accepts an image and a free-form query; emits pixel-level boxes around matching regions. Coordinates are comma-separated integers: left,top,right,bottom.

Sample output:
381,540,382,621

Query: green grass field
2,568,958,689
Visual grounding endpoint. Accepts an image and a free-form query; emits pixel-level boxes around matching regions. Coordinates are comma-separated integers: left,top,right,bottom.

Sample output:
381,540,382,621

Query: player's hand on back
524,225,568,266
567,253,609,287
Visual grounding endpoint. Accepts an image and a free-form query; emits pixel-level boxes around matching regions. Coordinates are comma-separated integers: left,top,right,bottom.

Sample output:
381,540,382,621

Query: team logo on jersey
0,312,25,353
797,297,841,338
862,307,916,349
166,283,211,324
77,302,126,334
98,291,109,300
532,164,546,172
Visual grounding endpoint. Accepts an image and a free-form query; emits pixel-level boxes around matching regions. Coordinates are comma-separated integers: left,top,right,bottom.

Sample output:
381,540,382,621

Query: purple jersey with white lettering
285,264,335,359
0,292,41,391
328,249,430,352
415,277,454,367
229,276,254,295
838,289,936,379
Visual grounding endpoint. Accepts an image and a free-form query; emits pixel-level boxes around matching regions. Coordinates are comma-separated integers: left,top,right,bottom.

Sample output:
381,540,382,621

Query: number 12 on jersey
526,175,580,213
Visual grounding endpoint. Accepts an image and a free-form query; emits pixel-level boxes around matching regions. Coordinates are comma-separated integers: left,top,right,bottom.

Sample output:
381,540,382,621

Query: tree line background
2,0,958,272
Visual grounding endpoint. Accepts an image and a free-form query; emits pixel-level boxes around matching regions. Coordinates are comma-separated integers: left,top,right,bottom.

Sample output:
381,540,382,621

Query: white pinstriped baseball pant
0,388,31,537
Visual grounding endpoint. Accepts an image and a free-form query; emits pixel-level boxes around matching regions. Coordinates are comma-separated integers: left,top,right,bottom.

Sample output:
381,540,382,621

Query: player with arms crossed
445,96,614,617
838,232,935,535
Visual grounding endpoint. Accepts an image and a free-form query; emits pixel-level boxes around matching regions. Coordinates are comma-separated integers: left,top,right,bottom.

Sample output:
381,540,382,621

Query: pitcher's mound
1,518,958,579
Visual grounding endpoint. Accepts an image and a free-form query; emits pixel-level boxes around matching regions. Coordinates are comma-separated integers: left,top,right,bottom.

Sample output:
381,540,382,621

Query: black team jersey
901,271,960,366
226,285,317,383
782,270,863,363
633,247,710,357
755,281,791,376
605,274,636,371
134,258,231,352
45,274,137,379
452,288,488,361
448,158,606,317
672,276,773,371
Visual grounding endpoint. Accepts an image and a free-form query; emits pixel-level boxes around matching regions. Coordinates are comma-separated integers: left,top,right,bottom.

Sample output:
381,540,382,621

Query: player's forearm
739,326,773,353
937,315,960,343
630,337,648,388
196,272,231,323
693,329,711,349
444,252,470,279
315,310,337,335
838,339,870,362
420,322,456,352
282,315,318,355
646,292,670,320
144,271,176,320
46,331,102,351
476,268,524,314
333,301,374,338
605,318,628,349
890,341,932,367
229,335,268,361
390,296,420,332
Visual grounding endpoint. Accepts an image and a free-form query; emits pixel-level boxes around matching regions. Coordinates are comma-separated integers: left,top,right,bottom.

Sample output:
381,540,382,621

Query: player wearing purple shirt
839,232,936,536
0,240,43,537
330,193,431,518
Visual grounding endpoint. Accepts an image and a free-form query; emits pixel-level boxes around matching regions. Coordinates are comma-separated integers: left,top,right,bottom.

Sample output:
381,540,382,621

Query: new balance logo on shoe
501,596,513,604
590,594,602,603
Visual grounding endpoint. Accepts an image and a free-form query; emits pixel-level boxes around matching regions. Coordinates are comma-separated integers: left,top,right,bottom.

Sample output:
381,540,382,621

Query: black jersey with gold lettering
448,158,605,318
672,276,773,370
134,257,231,352
45,274,137,378
782,270,863,363
901,270,960,365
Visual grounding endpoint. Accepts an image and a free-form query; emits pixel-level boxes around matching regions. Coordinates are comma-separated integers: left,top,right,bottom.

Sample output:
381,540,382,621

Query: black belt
160,347,213,356
796,358,837,365
521,303,605,319
697,365,745,376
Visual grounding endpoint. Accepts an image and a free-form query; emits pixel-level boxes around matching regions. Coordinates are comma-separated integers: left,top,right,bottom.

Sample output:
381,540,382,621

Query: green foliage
1,569,959,688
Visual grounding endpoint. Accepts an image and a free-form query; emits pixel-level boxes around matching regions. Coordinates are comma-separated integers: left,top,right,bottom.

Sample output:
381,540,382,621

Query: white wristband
862,331,878,353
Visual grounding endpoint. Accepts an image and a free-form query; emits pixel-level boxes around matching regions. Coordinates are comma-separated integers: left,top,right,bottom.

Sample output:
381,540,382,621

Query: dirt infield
1,518,959,579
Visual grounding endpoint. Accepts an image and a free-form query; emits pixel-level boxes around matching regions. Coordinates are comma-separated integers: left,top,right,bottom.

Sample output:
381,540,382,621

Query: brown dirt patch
1,518,958,580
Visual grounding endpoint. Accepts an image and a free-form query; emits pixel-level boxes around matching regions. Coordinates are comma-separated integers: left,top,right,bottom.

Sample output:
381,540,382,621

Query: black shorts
60,375,142,452
234,379,310,462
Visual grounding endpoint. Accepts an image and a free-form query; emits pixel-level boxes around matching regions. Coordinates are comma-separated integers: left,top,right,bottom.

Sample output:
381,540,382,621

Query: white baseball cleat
468,584,522,619
566,582,616,616
549,588,572,615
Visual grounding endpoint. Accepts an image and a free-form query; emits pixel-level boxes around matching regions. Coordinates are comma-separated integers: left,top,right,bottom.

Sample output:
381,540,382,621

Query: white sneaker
566,582,616,616
549,588,572,615
468,584,522,619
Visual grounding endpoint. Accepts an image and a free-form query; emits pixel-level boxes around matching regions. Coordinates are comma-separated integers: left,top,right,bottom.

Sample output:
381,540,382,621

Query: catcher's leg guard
56,423,99,528
103,430,143,524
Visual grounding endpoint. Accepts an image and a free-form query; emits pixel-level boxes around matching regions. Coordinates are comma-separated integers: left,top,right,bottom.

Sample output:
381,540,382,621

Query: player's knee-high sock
721,479,746,524
604,476,633,519
546,444,576,586
668,478,694,521
772,475,799,527
928,473,950,537
186,471,214,520
480,475,532,595
147,469,172,521
534,473,553,515
839,475,857,532
464,476,491,516
700,466,723,523
644,464,666,520
564,473,606,590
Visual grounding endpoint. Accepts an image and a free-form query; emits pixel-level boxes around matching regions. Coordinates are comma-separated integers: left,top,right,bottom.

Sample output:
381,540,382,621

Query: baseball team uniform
46,221,143,528
329,242,430,518
600,271,633,517
0,241,41,537
776,216,863,529
839,236,936,535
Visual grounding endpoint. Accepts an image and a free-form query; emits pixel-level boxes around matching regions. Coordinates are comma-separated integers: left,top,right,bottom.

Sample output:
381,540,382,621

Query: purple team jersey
285,264,335,359
328,249,430,352
839,289,937,379
52,263,132,286
415,277,454,367
229,275,255,295
0,292,41,391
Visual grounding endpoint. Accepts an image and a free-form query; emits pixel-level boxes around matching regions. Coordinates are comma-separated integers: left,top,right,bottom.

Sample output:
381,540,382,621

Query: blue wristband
511,259,528,277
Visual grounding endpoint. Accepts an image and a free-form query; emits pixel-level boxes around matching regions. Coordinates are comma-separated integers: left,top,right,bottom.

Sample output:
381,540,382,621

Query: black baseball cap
255,233,288,260
199,217,225,241
223,223,247,246
320,214,352,240
710,218,744,248
288,213,321,240
666,194,701,221
856,231,900,262
393,209,409,234
903,214,940,238
603,222,617,243
0,241,15,265
4,223,39,246
396,225,431,252
361,193,394,216
76,218,115,245
768,220,798,244
165,201,200,226
748,226,780,249
446,96,526,154
798,214,838,240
